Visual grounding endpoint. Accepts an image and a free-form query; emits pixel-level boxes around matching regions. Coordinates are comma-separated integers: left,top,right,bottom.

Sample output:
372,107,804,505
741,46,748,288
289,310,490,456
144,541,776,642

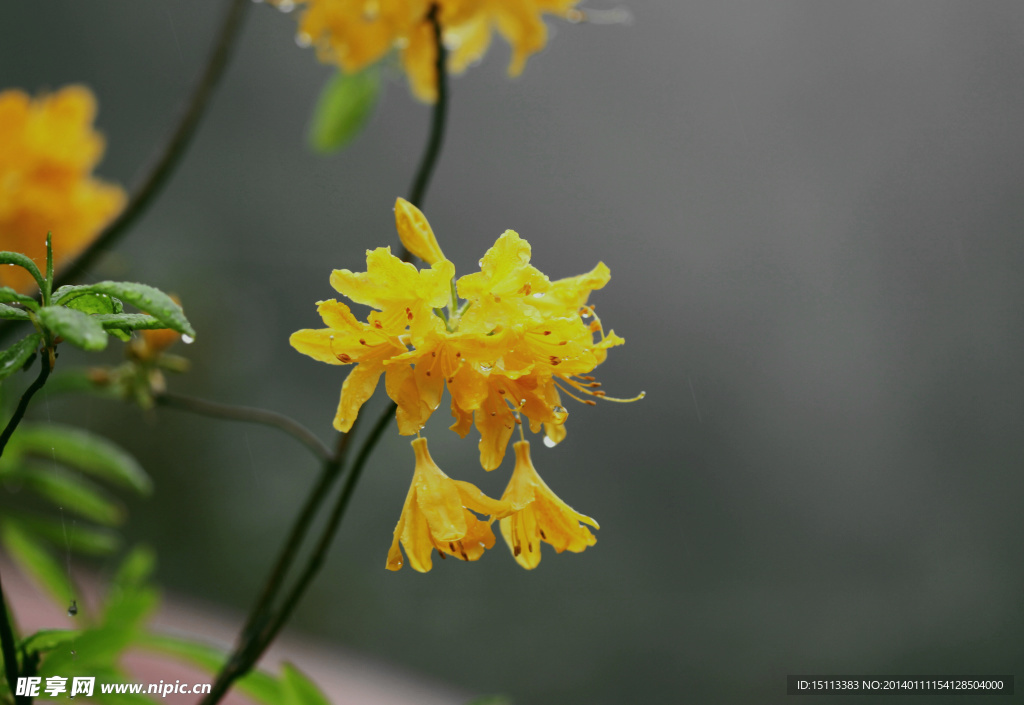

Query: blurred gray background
3,1,1023,703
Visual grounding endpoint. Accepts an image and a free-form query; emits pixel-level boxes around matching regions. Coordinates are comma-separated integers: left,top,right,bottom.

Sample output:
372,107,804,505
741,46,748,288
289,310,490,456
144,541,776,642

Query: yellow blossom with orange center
290,197,635,471
268,0,584,101
0,86,125,292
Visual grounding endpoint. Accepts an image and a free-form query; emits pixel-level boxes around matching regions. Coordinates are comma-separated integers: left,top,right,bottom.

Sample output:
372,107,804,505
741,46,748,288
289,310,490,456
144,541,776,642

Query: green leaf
91,313,166,331
0,333,41,381
280,663,331,705
11,423,152,494
8,514,120,555
308,68,379,154
139,633,282,704
113,545,156,589
0,286,39,309
38,305,108,351
76,282,193,337
0,303,30,321
65,292,123,316
0,521,73,605
20,629,83,655
8,465,124,525
0,251,45,291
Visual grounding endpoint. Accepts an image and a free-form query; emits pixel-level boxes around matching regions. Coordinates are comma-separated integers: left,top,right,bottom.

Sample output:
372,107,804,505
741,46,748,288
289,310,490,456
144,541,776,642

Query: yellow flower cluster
0,86,125,292
269,0,582,101
292,199,638,571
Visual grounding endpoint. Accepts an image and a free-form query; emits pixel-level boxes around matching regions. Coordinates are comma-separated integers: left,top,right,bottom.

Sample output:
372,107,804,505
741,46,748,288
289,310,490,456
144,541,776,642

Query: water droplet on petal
532,292,545,299
479,364,492,373
478,259,484,267
295,32,312,48
181,334,194,345
543,436,558,448
276,0,295,12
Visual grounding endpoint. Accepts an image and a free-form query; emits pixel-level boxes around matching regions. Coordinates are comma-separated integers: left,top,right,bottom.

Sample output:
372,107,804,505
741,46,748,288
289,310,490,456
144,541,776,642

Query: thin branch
55,0,251,289
406,3,450,211
0,569,26,705
155,392,332,463
199,6,451,703
0,351,53,459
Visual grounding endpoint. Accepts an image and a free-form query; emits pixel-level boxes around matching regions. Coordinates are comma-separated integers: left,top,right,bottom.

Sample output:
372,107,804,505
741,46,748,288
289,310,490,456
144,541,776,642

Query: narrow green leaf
113,546,156,589
308,68,379,154
20,629,83,655
0,521,73,605
91,313,165,331
280,663,331,705
0,286,39,309
8,513,120,555
0,251,45,291
0,333,41,381
65,292,123,316
11,423,152,494
38,305,108,351
44,232,53,305
139,633,282,704
0,303,30,321
8,465,124,525
76,282,193,337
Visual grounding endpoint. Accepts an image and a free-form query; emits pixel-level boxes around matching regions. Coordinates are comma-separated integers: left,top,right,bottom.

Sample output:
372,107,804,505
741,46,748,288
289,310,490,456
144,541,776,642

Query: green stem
406,3,450,212
0,349,53,459
155,392,332,463
0,568,26,705
57,0,251,290
199,6,450,703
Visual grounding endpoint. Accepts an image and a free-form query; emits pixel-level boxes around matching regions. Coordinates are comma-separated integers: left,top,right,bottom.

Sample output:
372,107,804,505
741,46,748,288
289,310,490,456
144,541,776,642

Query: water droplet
581,311,592,319
276,0,295,12
478,259,484,267
295,32,312,48
181,334,195,345
443,31,462,50
639,391,647,398
479,364,492,373
543,436,558,448
67,600,78,617
520,398,527,406
532,292,545,299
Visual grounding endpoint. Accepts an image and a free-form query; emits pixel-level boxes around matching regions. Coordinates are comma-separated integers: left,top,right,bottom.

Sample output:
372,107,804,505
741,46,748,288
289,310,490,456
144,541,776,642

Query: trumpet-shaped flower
499,440,598,569
0,86,125,292
268,0,584,102
291,198,635,470
387,437,511,571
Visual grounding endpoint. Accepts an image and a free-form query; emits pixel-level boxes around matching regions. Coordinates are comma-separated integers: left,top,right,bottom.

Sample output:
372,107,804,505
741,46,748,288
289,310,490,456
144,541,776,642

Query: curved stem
200,7,450,703
155,392,332,463
0,349,53,459
55,0,250,289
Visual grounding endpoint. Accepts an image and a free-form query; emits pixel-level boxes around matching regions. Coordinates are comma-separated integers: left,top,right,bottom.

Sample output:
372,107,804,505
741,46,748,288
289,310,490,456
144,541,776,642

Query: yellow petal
395,197,445,265
385,362,433,435
411,437,467,541
334,362,383,432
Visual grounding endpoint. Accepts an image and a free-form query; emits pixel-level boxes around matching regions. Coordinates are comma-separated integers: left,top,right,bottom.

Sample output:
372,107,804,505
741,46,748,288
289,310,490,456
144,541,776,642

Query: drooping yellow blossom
499,440,598,569
387,437,511,571
268,0,583,102
0,86,125,292
290,197,637,471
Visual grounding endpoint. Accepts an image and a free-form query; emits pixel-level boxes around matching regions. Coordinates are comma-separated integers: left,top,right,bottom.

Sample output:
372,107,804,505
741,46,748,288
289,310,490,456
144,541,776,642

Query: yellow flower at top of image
0,85,126,292
290,197,641,472
268,0,584,101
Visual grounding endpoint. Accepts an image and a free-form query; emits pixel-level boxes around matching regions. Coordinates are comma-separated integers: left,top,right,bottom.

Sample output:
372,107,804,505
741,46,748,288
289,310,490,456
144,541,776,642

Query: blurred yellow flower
269,0,582,101
0,85,125,292
386,437,510,571
499,440,598,569
290,198,635,470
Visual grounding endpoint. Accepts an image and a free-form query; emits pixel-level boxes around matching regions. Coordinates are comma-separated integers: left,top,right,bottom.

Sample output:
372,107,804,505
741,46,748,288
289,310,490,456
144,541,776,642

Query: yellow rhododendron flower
499,440,598,569
386,437,511,571
268,0,583,101
0,85,125,292
290,198,637,470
